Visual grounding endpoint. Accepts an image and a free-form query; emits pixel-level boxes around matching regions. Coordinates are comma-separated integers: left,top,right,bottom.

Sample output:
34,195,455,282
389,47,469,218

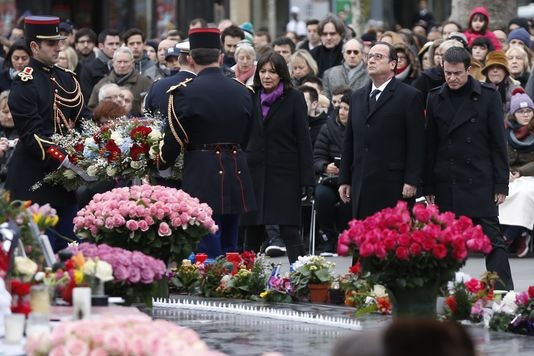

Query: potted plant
337,201,493,317
290,255,335,303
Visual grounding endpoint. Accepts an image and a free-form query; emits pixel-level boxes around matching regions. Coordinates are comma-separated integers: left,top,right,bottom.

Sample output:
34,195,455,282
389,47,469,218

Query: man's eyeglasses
345,50,360,55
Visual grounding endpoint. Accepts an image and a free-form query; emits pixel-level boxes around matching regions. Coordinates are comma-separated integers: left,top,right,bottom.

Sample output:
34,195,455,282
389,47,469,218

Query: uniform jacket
322,62,370,98
423,77,509,217
159,67,255,215
242,87,315,226
6,58,89,206
88,69,153,116
339,77,426,219
144,70,196,117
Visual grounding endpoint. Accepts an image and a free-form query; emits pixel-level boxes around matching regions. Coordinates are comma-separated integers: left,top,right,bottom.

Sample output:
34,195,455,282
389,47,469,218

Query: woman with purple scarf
241,51,315,265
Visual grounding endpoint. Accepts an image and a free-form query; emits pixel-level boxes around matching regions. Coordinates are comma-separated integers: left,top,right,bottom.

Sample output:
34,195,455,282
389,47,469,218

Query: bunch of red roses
337,201,493,288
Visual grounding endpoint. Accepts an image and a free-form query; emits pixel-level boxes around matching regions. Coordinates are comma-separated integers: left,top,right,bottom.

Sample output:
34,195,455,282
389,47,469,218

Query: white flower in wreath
14,256,38,277
62,169,76,179
494,291,518,315
148,146,158,159
130,160,142,169
87,165,99,177
110,131,124,146
106,166,117,177
84,259,114,282
148,129,162,141
372,284,388,298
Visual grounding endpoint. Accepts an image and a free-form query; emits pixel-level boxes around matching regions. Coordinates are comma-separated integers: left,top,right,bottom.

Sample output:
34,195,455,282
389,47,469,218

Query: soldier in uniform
144,41,196,117
6,16,90,251
159,28,256,258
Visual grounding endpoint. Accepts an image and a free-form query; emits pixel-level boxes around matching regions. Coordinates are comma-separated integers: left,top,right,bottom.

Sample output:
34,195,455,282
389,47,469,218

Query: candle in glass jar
30,285,50,314
72,287,91,320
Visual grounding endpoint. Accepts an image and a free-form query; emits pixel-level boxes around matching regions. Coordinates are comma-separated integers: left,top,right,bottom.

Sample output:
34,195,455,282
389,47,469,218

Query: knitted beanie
510,88,534,115
507,28,531,48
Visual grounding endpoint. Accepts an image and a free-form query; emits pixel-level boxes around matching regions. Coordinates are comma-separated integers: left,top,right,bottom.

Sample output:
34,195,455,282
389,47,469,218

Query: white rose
15,256,38,277
110,131,124,146
34,271,46,282
87,165,99,177
106,166,117,177
130,160,142,169
148,146,158,159
62,169,76,179
148,130,161,141
84,137,96,146
84,259,113,282
372,284,387,298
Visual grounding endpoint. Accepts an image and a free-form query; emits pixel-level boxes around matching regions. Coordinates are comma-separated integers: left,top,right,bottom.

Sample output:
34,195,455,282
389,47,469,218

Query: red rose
130,143,149,160
445,295,457,314
349,260,361,274
10,279,31,296
409,243,422,256
413,203,432,222
104,139,121,162
130,126,152,141
395,246,410,260
432,244,447,259
465,278,484,294
528,286,534,299
359,242,375,257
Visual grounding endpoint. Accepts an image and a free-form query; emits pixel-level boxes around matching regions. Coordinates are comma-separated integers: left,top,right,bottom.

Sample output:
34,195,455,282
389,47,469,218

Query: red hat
24,16,65,41
188,28,221,50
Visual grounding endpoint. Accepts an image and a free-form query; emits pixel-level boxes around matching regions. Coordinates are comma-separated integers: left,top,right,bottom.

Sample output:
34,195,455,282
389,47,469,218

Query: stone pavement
150,256,534,356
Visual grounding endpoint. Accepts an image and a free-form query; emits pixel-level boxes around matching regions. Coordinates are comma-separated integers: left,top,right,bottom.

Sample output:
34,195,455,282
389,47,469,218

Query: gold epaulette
232,77,255,93
54,65,77,76
166,77,194,93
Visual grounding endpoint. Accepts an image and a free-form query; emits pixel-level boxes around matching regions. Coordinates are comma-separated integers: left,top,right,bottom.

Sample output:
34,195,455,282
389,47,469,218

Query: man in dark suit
423,47,513,290
7,16,90,251
338,42,426,220
159,28,256,258
144,41,196,116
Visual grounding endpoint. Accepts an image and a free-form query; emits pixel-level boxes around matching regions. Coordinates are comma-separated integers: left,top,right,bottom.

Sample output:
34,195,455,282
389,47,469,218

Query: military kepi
24,16,65,41
188,28,221,50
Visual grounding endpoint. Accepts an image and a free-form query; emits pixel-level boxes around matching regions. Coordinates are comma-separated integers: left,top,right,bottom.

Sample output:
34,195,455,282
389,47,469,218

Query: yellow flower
73,269,84,285
260,291,269,298
309,266,318,271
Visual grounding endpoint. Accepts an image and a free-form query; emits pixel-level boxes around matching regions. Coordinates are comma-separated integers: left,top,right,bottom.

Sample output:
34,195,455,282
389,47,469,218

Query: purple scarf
260,83,284,119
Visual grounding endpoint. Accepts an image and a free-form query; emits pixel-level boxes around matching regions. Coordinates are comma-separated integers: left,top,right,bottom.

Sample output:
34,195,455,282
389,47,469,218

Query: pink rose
138,220,149,231
464,278,484,294
337,243,350,256
65,337,90,356
49,345,68,356
114,264,129,282
413,203,431,222
359,242,375,257
157,222,172,237
128,267,141,283
409,243,422,256
103,332,128,355
126,219,139,231
89,348,108,356
140,268,155,284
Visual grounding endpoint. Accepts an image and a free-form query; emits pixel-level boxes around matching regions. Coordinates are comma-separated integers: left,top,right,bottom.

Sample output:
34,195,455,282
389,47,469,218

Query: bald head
343,39,364,68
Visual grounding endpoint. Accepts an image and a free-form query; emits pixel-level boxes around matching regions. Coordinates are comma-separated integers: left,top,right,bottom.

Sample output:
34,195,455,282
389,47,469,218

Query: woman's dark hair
340,92,351,105
3,39,31,69
253,50,292,90
470,37,494,52
470,13,488,33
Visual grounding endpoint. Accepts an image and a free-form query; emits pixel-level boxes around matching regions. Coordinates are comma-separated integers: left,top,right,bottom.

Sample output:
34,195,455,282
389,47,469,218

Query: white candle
72,287,91,320
4,313,25,344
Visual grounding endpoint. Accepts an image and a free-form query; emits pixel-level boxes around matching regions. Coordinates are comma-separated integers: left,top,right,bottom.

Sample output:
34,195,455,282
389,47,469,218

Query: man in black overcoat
338,42,426,220
423,47,513,290
158,28,255,258
7,16,90,251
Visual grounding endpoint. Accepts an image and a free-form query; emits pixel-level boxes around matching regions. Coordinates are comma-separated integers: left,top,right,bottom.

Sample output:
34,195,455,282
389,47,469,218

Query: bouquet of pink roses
25,314,226,356
73,184,217,264
68,243,166,285
337,201,493,289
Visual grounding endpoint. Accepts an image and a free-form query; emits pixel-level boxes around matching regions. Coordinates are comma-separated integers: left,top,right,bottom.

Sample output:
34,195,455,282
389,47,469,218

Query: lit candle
30,285,50,314
72,287,91,320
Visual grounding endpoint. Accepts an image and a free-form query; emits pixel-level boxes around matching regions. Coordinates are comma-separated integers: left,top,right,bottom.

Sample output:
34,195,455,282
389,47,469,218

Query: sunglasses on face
345,50,360,55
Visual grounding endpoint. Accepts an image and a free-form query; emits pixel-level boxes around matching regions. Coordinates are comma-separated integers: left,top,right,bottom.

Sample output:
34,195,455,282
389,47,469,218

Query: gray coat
322,62,370,98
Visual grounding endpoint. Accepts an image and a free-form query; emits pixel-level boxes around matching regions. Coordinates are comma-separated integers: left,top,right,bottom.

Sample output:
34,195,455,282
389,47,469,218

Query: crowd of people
0,4,533,286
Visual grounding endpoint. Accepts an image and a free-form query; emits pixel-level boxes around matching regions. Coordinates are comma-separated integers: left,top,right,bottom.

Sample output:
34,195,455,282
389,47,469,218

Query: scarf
395,64,411,82
260,82,284,119
507,119,534,152
235,64,255,84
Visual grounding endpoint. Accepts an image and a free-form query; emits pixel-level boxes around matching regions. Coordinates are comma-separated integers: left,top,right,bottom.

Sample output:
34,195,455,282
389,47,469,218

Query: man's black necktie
369,89,381,112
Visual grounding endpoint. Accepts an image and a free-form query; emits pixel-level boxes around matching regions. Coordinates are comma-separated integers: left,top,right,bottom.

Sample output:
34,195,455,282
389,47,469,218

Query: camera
8,139,18,148
333,156,341,168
